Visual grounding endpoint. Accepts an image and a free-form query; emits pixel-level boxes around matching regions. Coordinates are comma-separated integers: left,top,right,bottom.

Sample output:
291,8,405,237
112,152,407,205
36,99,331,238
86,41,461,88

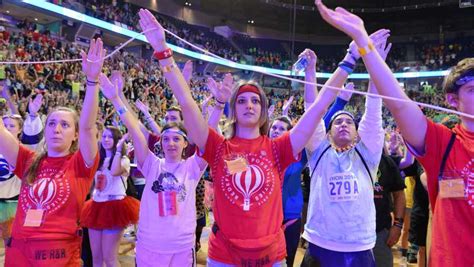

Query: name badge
24,209,45,227
158,191,178,217
225,157,248,175
439,179,465,199
328,172,360,202
96,173,106,191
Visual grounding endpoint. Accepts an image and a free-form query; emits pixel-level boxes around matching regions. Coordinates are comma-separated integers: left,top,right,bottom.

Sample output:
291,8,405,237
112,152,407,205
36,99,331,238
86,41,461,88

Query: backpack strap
309,145,331,180
354,146,374,187
437,132,456,184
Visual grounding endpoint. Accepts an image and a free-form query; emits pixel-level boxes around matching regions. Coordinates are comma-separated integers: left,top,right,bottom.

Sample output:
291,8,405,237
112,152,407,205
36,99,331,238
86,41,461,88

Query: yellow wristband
161,62,178,73
357,42,375,57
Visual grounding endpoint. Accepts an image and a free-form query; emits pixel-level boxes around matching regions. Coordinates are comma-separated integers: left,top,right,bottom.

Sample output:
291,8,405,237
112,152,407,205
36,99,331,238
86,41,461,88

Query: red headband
236,84,260,98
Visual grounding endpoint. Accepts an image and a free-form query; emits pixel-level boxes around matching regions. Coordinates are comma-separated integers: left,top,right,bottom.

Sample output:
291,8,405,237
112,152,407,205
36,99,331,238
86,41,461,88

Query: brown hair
443,58,474,94
166,106,183,121
228,81,269,138
99,126,125,170
272,116,293,132
25,107,79,185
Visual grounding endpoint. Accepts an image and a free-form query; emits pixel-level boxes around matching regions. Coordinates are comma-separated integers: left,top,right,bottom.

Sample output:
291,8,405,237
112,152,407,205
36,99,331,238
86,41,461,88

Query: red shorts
5,237,82,267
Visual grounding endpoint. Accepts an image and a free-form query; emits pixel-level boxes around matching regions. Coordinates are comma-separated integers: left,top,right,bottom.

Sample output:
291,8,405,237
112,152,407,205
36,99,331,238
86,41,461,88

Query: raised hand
375,36,392,61
81,38,106,82
282,95,294,116
28,93,43,115
135,99,151,116
347,29,391,61
297,49,317,72
116,133,129,152
99,73,119,101
207,73,234,104
182,60,193,85
268,104,275,118
315,0,368,43
138,9,167,51
110,70,124,94
339,82,355,101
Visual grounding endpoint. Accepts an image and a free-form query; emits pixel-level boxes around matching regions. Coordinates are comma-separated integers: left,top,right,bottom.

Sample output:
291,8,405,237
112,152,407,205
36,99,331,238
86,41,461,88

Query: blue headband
161,129,188,140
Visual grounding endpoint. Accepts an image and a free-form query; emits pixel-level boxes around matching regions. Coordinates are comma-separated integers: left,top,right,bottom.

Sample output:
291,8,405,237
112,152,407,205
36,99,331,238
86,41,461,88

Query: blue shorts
308,243,375,267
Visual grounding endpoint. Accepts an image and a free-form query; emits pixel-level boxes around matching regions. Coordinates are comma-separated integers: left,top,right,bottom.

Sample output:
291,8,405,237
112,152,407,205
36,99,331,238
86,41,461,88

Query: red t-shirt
12,145,99,240
200,128,298,263
411,120,474,267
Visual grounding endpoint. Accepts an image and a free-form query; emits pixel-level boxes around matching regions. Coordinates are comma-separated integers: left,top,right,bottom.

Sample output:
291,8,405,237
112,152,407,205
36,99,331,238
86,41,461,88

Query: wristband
215,98,226,105
338,61,355,75
357,42,375,57
394,217,404,224
346,49,359,62
153,48,173,60
393,223,403,229
86,79,98,86
116,106,128,116
160,62,178,73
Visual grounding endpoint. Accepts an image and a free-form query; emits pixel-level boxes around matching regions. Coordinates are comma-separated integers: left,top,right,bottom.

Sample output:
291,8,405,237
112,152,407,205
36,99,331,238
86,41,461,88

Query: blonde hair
25,107,79,185
227,81,269,138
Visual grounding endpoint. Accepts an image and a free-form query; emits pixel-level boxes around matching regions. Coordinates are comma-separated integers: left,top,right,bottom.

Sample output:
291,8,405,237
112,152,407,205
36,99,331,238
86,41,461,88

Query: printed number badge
327,172,360,202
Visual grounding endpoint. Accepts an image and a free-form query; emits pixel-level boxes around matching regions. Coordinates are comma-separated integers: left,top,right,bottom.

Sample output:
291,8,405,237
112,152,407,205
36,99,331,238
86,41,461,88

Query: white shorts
136,243,196,267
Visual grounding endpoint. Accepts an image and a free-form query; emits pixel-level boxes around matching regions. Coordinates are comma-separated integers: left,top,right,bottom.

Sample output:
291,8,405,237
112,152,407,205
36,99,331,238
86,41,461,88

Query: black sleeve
385,156,406,192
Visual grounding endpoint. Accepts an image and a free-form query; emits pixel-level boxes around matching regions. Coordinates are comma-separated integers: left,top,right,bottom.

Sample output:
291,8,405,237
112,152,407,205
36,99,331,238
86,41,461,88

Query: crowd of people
0,1,473,267
47,0,474,72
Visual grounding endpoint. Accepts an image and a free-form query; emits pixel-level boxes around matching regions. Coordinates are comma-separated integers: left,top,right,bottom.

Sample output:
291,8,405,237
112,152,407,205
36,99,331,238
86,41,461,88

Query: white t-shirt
137,151,207,253
92,156,131,202
0,154,21,200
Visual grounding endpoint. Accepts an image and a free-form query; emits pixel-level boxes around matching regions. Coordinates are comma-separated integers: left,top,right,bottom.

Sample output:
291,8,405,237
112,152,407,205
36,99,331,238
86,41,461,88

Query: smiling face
45,110,78,155
329,114,358,147
101,128,117,151
161,127,188,160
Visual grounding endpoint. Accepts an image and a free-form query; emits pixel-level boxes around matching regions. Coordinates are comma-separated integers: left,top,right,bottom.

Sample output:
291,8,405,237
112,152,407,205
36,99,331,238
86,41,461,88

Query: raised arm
79,38,103,166
323,83,353,128
207,74,233,130
99,73,149,167
139,9,208,150
0,115,19,166
135,99,161,134
316,0,427,153
1,85,19,115
110,133,130,176
290,49,346,156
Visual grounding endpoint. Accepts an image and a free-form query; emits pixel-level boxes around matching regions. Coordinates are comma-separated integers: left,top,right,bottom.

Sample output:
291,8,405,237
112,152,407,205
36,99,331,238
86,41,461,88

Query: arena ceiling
171,0,473,36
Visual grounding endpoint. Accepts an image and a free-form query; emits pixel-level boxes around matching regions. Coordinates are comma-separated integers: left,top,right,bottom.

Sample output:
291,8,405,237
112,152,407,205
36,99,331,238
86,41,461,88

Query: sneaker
399,256,408,267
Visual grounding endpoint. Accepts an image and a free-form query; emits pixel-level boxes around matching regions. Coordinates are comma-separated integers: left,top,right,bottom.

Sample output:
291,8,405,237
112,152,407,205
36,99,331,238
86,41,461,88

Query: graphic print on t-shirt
222,151,276,211
20,168,70,214
0,157,14,182
461,159,474,208
151,172,186,201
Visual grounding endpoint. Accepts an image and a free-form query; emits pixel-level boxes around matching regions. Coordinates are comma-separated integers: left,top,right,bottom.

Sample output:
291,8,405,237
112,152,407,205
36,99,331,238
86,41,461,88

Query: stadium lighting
21,0,450,79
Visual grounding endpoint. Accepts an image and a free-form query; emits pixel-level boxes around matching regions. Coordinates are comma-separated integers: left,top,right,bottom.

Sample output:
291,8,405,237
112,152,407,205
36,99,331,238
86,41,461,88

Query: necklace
330,138,358,153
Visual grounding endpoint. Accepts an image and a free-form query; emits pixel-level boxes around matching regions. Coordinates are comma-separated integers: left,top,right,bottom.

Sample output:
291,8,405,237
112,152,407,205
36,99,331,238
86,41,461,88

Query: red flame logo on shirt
28,178,57,209
232,165,264,211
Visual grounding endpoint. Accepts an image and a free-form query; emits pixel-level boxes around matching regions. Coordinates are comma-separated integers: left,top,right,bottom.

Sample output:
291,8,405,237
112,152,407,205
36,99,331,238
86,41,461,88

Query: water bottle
292,55,309,75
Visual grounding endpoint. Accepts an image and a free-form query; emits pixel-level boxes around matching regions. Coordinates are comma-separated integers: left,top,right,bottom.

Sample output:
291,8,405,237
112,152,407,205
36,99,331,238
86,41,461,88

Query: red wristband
153,48,173,60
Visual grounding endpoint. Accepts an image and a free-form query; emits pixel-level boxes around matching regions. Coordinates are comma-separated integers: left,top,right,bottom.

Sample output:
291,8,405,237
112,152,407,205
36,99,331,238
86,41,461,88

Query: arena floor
0,212,416,266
